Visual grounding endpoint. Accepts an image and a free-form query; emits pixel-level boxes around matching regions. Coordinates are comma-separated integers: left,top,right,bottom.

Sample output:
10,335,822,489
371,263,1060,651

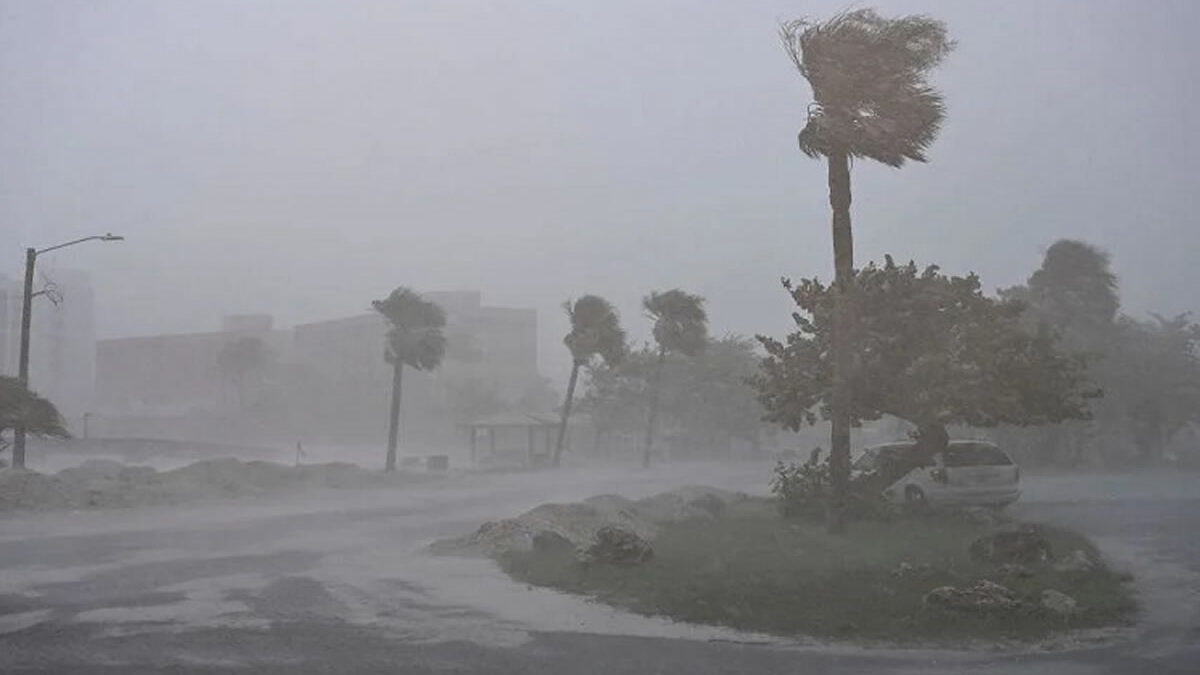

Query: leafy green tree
1003,240,1120,352
780,9,954,531
1,376,69,463
372,287,447,472
999,240,1121,464
577,350,654,455
671,335,765,455
555,295,626,467
1111,314,1200,462
753,257,1096,467
642,289,707,467
579,337,764,460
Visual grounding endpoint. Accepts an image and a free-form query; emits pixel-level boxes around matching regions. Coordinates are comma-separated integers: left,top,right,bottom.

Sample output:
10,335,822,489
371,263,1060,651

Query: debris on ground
995,563,1036,579
968,526,1054,564
923,579,1022,613
431,486,744,557
1040,589,1078,616
1053,549,1097,573
577,525,653,565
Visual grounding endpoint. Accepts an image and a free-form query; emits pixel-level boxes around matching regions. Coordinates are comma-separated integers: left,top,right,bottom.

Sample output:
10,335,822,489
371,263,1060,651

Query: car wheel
904,485,928,512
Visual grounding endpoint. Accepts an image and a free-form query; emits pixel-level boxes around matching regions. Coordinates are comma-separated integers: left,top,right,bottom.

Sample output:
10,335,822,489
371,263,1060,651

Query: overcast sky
2,0,1197,380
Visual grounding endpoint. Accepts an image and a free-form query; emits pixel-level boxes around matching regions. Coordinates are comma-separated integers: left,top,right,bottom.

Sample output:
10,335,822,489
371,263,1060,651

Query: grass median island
498,498,1136,645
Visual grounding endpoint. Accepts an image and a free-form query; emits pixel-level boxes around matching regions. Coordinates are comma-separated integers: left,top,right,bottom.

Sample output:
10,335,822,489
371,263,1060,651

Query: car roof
861,439,1001,452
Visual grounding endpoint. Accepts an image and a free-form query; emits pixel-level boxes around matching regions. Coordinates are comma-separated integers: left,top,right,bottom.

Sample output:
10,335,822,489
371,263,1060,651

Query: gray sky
3,0,1197,381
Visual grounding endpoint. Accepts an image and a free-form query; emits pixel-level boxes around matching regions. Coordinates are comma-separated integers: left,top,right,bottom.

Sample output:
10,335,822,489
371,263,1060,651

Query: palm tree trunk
642,347,668,468
827,149,854,534
385,362,404,472
552,362,581,467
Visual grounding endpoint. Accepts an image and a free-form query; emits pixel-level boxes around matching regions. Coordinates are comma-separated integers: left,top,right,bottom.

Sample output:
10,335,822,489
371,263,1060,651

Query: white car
852,440,1021,508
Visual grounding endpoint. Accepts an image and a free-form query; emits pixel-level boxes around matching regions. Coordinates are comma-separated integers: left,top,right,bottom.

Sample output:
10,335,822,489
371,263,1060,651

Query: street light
11,233,124,468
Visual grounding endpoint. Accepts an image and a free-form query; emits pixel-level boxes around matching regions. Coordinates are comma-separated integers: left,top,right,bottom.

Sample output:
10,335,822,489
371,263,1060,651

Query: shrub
770,448,829,518
771,447,895,521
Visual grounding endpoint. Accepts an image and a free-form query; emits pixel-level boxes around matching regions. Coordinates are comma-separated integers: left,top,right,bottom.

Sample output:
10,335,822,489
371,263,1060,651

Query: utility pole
11,234,123,469
12,248,36,469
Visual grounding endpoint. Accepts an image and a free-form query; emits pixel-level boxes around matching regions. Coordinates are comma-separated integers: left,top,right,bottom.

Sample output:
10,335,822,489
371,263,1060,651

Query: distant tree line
992,240,1200,466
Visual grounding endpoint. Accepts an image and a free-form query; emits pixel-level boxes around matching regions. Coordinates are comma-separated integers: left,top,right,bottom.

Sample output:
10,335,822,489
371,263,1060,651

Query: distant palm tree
780,9,953,532
1,376,68,466
372,288,447,472
642,289,707,467
554,295,627,467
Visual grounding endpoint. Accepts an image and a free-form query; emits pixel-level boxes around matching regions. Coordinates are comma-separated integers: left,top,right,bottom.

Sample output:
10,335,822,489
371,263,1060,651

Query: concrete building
92,291,541,444
290,291,539,405
94,315,287,416
0,270,96,430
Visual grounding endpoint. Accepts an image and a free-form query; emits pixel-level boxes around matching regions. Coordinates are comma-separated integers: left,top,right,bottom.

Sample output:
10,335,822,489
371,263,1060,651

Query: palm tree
780,10,953,532
371,287,447,472
642,289,707,467
554,295,627,467
1,376,68,466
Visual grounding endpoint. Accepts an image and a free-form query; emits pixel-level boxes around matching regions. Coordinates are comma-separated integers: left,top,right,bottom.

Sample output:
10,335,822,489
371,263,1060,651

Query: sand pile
0,458,411,511
431,486,745,556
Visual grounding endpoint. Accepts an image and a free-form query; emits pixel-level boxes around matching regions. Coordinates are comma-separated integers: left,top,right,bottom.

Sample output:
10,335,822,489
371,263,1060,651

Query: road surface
1,463,1197,674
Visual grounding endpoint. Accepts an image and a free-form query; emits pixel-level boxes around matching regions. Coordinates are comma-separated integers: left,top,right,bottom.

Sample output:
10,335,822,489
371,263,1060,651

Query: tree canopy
372,287,447,371
1002,239,1119,353
996,240,1200,465
643,289,708,357
752,257,1097,450
579,336,765,457
564,295,626,367
1,376,69,455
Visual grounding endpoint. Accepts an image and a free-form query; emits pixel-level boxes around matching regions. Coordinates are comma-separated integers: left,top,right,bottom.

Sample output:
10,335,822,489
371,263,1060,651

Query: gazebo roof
463,412,559,429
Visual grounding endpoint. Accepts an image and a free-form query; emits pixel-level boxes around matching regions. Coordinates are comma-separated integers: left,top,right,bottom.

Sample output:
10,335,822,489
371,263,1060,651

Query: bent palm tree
554,295,627,467
372,288,447,472
781,9,953,532
642,289,707,467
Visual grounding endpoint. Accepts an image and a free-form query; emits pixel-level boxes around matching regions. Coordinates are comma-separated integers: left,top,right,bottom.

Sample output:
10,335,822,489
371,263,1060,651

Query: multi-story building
94,314,287,415
93,291,541,444
290,290,539,405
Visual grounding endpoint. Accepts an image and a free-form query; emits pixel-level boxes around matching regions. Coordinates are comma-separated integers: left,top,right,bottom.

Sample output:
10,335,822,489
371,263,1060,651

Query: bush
770,448,829,517
771,448,894,521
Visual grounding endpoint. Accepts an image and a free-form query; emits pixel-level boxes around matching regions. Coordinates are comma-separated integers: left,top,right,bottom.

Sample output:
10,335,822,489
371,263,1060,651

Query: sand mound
432,486,745,557
0,458,415,512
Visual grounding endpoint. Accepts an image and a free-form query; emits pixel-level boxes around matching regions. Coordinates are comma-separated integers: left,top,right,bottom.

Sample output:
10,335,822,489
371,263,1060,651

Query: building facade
92,291,541,444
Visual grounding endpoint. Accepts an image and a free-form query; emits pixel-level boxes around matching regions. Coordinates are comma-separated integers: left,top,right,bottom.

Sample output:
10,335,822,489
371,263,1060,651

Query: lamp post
12,233,124,469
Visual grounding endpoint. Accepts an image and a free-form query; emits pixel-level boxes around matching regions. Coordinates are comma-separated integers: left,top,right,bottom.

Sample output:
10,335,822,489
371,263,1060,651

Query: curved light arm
36,233,124,256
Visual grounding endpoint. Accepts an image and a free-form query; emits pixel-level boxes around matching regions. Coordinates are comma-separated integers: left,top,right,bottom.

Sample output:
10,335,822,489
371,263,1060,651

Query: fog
3,2,1200,672
3,0,1198,383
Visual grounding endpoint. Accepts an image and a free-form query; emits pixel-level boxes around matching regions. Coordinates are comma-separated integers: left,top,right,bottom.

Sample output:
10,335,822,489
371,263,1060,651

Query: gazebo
462,412,560,466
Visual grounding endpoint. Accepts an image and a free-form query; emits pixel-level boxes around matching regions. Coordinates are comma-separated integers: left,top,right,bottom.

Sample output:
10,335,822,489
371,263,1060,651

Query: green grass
499,499,1136,644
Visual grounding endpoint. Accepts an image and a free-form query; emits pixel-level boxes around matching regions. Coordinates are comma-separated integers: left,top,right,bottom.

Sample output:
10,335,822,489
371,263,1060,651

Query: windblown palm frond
564,295,627,366
372,287,447,371
781,9,954,167
644,289,708,357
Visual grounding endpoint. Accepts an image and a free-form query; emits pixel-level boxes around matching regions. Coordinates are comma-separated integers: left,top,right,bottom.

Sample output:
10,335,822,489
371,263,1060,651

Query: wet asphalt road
0,464,1197,674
